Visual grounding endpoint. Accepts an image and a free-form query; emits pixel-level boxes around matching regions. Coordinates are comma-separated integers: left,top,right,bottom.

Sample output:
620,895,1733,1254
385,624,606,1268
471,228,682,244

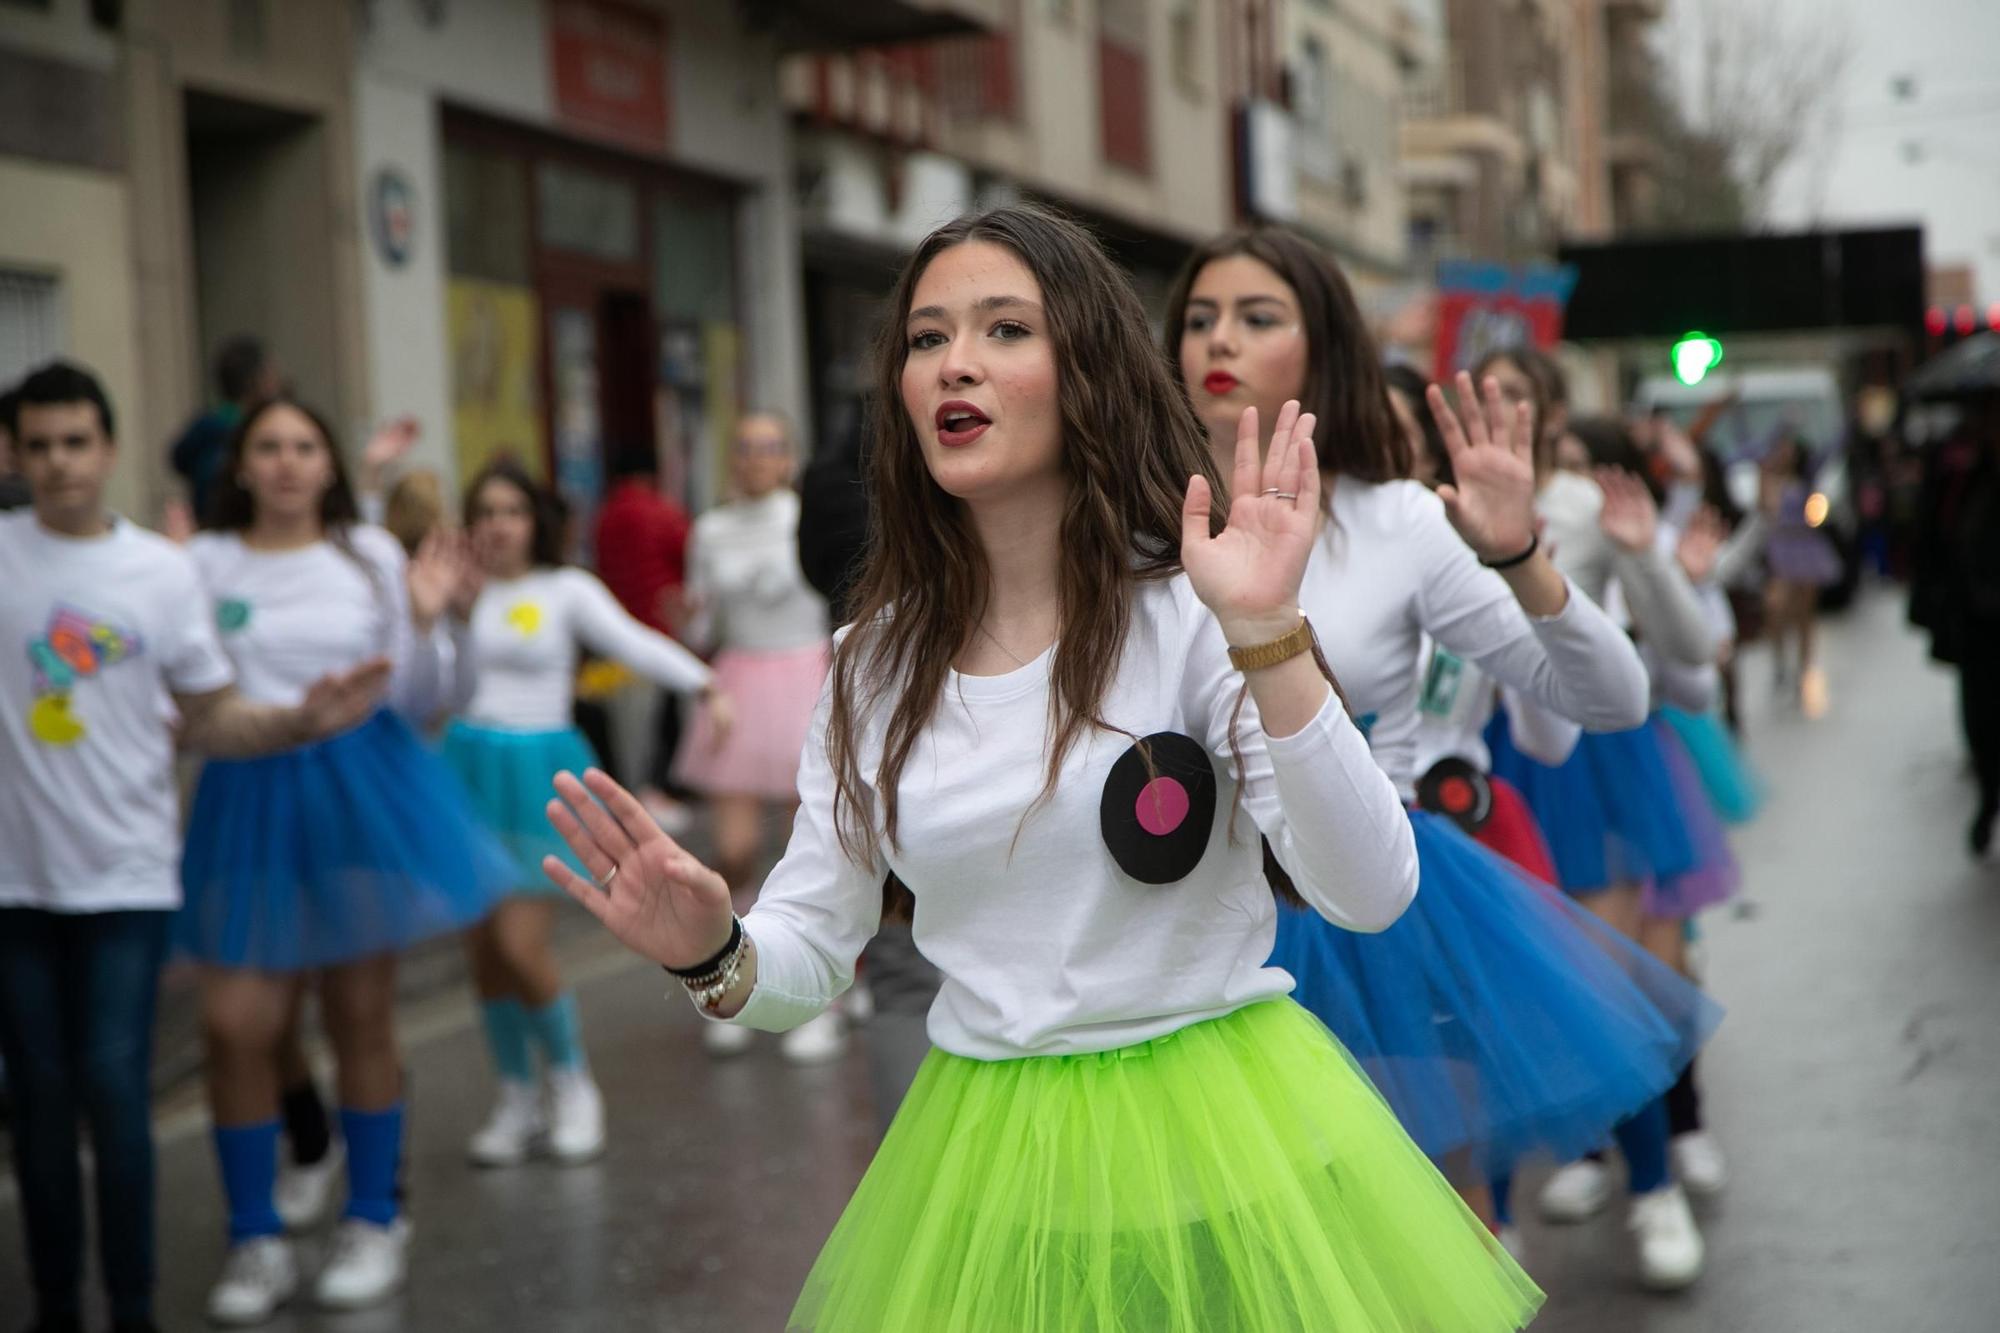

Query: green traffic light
1673,333,1724,386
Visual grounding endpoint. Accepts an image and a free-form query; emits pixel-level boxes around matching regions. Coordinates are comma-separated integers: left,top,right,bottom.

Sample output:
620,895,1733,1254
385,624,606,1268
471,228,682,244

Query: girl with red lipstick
542,204,1542,1330
1167,228,1719,1289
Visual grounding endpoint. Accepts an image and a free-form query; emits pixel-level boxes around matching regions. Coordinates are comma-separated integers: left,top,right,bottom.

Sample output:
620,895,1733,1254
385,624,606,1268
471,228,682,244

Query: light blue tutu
439,720,600,893
1658,706,1764,825
178,710,513,971
1485,711,1698,893
1269,811,1722,1179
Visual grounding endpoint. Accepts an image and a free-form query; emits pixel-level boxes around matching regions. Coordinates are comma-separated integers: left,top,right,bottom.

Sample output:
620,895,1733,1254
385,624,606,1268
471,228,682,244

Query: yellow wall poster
448,277,545,486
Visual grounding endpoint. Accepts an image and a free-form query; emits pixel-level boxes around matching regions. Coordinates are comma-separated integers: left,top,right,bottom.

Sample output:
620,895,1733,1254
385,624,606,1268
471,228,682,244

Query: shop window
654,193,736,325
444,141,531,283
0,270,62,388
535,160,639,264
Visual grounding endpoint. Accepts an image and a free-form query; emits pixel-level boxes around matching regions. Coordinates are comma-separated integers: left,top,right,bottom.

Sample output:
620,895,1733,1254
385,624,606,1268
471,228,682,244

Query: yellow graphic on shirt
24,604,143,747
505,602,543,636
28,695,86,747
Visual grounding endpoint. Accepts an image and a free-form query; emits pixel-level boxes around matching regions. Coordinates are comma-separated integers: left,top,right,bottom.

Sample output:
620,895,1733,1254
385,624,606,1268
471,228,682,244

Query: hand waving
1596,466,1660,554
406,529,468,630
1427,372,1538,562
1676,504,1727,584
1181,402,1321,643
296,657,392,741
544,768,736,971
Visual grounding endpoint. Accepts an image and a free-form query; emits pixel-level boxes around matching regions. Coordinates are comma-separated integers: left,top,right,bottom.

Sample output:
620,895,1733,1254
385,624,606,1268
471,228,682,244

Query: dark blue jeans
0,907,168,1325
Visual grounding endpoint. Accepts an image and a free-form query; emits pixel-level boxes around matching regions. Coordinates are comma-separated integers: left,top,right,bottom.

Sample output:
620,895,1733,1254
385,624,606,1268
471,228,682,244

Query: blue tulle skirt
177,711,513,971
1658,706,1763,825
439,720,599,894
1269,811,1722,1179
1485,712,1697,894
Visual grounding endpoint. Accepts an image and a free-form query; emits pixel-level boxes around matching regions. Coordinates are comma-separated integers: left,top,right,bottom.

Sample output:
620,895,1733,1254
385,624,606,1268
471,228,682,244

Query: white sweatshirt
459,567,712,732
730,576,1419,1060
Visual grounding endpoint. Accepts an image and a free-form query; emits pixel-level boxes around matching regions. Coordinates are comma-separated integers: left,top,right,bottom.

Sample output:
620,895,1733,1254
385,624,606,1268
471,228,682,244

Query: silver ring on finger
596,862,621,891
1270,490,1299,502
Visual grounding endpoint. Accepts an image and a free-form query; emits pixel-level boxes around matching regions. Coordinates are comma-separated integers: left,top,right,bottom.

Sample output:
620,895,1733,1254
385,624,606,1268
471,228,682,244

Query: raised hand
1596,466,1660,554
1428,372,1538,562
358,416,421,496
1180,401,1321,644
406,529,467,630
1676,504,1727,584
544,768,735,970
296,657,392,741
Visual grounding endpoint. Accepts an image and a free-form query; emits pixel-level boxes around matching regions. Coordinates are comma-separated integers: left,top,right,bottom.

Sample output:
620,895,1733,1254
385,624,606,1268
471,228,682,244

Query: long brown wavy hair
1163,226,1410,486
827,204,1225,864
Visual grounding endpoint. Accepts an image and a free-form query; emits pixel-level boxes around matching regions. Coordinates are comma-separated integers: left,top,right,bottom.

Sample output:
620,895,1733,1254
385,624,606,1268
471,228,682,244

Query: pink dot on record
1135,777,1191,837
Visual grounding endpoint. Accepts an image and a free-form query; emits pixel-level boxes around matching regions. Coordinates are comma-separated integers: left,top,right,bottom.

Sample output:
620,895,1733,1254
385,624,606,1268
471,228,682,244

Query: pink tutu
673,642,829,801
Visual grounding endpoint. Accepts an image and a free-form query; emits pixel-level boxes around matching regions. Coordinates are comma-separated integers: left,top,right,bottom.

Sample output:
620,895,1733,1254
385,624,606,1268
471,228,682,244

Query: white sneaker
274,1140,345,1233
703,1020,755,1057
466,1080,545,1166
313,1216,411,1310
780,1009,848,1065
1497,1225,1529,1264
1629,1184,1704,1290
206,1236,299,1325
1538,1159,1614,1223
1672,1130,1729,1197
547,1068,606,1163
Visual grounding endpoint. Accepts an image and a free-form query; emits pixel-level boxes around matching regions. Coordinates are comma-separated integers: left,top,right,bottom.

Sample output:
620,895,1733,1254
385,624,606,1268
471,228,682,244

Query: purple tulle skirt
1643,716,1740,920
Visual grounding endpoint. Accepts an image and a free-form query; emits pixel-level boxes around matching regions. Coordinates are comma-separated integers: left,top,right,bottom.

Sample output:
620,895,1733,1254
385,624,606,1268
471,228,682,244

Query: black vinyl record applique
1415,756,1494,834
1099,732,1219,884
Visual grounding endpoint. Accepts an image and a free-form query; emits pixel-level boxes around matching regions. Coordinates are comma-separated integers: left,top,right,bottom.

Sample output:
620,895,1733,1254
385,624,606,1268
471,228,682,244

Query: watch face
1415,756,1494,834
1099,732,1218,885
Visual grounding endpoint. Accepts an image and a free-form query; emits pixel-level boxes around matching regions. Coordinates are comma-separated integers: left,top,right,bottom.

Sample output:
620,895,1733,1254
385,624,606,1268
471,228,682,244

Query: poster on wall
1432,261,1579,378
448,278,545,487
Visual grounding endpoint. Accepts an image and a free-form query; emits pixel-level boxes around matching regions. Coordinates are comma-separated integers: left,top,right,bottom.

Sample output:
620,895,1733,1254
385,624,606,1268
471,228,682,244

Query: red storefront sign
549,0,669,154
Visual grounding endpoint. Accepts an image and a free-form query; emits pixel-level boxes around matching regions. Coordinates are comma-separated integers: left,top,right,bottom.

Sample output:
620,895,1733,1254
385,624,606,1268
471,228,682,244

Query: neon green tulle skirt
789,999,1543,1331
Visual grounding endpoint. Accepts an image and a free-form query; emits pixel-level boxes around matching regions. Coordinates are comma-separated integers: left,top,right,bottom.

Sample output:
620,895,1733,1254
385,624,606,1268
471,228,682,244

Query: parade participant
178,397,514,1323
1169,229,1718,1289
592,444,695,825
0,362,386,1333
671,413,840,1063
546,203,1543,1332
443,459,725,1166
170,336,280,522
1760,427,1844,713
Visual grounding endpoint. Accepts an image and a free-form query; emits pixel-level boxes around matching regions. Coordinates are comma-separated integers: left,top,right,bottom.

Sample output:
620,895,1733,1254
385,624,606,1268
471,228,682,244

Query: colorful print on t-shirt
504,602,543,636
25,604,142,746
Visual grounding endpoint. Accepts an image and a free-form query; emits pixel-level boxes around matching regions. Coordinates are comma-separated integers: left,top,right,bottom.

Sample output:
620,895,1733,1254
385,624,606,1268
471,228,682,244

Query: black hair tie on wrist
1479,533,1539,571
663,915,743,979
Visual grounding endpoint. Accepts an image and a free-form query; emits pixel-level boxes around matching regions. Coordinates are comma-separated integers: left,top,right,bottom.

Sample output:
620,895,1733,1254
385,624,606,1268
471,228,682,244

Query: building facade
0,0,986,523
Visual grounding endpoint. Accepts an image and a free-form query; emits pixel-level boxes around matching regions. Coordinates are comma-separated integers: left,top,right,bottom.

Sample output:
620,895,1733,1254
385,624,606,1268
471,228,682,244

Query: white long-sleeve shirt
682,490,829,654
188,526,453,721
730,575,1419,1060
460,567,711,731
1303,480,1646,798
1538,470,1717,668
1410,635,1581,777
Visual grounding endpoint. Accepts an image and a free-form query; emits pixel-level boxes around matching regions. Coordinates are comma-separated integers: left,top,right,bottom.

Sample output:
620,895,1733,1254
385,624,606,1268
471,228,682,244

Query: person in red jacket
591,446,694,826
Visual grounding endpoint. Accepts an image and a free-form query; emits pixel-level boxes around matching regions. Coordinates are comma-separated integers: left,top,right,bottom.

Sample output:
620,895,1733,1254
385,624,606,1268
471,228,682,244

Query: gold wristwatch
1227,617,1313,673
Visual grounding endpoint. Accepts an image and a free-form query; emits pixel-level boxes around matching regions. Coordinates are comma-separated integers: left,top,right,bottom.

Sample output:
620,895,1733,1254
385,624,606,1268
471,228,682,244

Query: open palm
1428,371,1538,562
544,768,736,971
1181,401,1320,636
1596,467,1660,554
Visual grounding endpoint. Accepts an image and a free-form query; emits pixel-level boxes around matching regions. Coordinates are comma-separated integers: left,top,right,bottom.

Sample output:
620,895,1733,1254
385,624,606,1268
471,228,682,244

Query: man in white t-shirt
0,361,386,1333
